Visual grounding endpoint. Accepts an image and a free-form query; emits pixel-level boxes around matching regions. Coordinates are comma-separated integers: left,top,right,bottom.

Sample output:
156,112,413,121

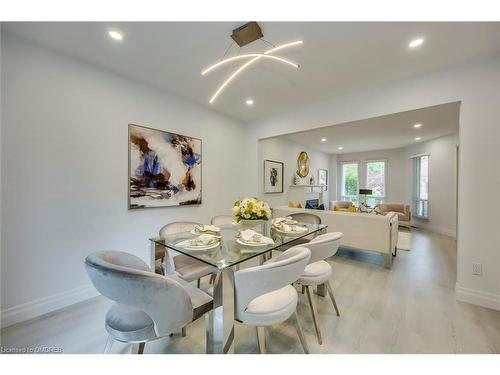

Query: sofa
330,201,354,211
274,206,399,268
378,203,411,230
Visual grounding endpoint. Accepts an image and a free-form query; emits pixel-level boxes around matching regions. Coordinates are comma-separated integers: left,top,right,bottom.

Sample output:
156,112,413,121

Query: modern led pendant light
202,22,303,104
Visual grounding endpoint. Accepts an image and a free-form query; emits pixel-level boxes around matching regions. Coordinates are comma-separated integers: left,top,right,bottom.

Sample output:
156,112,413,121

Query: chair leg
181,326,187,337
137,342,145,354
290,311,309,354
103,335,114,354
326,281,340,316
305,285,322,345
197,278,201,288
256,326,266,354
301,285,305,294
209,273,216,285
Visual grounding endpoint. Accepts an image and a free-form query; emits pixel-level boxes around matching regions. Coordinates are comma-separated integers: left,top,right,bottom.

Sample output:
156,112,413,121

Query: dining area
84,198,343,354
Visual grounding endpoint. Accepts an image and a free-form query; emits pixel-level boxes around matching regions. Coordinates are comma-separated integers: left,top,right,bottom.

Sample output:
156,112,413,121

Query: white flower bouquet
233,197,272,222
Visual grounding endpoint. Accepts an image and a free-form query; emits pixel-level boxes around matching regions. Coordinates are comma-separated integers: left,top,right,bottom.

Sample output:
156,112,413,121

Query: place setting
271,216,309,237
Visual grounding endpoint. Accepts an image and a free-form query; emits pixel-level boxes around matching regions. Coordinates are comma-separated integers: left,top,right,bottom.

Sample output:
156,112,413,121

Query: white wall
258,137,330,208
0,35,249,327
335,133,458,238
246,56,500,311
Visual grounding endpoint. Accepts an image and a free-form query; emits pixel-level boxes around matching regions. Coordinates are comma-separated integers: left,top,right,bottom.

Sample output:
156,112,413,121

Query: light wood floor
2,229,500,354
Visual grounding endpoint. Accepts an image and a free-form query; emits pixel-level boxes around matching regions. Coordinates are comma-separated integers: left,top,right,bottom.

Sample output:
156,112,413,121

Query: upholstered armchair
378,203,411,229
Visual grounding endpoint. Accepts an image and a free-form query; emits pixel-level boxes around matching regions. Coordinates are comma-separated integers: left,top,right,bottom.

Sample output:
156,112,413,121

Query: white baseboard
456,284,500,311
0,284,99,328
413,222,456,239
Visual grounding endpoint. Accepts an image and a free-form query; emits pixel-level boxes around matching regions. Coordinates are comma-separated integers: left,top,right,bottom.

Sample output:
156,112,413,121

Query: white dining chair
210,214,234,226
159,221,216,288
296,232,343,345
232,246,311,354
85,251,213,354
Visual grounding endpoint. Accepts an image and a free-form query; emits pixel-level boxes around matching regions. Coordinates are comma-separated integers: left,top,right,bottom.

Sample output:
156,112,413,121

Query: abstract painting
128,124,202,209
264,159,284,193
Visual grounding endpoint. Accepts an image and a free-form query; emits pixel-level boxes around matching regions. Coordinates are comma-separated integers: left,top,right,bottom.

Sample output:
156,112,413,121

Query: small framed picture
264,160,284,193
318,169,328,191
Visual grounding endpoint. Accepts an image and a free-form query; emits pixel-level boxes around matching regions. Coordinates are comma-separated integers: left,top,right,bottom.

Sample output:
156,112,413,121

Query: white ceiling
3,22,500,122
283,102,460,154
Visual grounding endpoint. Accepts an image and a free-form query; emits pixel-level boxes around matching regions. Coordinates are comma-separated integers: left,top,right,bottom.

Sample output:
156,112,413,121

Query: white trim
0,284,99,328
410,152,430,159
456,284,500,311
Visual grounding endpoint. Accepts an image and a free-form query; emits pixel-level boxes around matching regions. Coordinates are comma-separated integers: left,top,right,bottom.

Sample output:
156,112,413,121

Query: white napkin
272,216,298,226
177,234,219,248
194,224,221,234
238,229,274,245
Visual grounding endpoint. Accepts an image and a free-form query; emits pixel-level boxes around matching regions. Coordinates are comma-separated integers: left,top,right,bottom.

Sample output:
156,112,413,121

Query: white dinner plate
272,225,308,237
176,241,220,252
235,238,272,247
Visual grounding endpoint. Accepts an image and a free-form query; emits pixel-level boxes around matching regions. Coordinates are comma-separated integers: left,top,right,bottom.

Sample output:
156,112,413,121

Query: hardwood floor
1,229,500,354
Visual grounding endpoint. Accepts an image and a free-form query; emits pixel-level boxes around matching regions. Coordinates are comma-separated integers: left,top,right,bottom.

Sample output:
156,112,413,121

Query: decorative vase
239,219,269,234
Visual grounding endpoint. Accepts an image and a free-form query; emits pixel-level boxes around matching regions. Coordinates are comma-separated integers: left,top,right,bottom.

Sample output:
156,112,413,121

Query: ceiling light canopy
202,22,303,104
245,99,254,105
338,146,343,150
409,38,424,48
413,123,422,128
321,138,327,142
108,30,123,41
415,137,422,141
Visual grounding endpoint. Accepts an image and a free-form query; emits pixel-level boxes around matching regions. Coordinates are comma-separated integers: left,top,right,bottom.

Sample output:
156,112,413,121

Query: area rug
397,231,412,251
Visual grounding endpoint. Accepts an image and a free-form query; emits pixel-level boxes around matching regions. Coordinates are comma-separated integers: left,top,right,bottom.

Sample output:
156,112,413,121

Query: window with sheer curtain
413,155,429,218
365,160,386,206
340,162,359,204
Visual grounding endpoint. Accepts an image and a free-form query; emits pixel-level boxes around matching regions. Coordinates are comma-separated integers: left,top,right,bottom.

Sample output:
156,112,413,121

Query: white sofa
274,206,399,268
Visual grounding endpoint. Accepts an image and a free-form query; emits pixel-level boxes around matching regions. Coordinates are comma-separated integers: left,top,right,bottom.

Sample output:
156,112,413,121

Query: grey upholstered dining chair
210,214,234,227
296,232,343,345
85,251,213,354
232,246,311,354
158,221,216,288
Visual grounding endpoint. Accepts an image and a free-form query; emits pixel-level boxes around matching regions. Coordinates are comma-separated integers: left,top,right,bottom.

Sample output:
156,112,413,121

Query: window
365,160,386,206
413,155,429,218
340,162,359,204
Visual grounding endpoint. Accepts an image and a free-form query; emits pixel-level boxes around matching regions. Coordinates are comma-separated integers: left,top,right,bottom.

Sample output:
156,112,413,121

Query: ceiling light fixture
245,99,254,106
202,54,299,76
338,146,343,150
409,38,424,48
415,137,422,141
108,30,123,41
413,123,422,128
321,138,327,142
202,22,303,104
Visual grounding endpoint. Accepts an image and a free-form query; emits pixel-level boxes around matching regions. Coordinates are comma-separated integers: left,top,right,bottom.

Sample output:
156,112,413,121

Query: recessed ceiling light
108,30,123,41
321,138,327,142
413,123,422,128
415,137,422,141
409,38,424,48
245,99,254,106
338,146,343,150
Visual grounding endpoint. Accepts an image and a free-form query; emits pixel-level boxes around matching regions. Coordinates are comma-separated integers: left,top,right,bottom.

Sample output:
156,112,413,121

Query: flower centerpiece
233,197,272,233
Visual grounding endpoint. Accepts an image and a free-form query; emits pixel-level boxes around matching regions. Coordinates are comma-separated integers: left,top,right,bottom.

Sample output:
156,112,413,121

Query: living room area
1,7,500,372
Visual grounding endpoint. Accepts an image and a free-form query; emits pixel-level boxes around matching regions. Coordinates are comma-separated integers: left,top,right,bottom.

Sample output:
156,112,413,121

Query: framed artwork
264,159,284,193
128,123,202,209
318,169,328,191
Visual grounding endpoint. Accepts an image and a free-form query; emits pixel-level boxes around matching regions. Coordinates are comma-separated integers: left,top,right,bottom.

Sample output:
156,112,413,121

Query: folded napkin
194,224,221,235
178,234,219,248
237,229,274,245
272,216,298,226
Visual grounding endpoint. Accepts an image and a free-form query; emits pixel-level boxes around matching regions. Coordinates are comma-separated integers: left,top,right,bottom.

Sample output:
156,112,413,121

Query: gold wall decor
296,151,310,177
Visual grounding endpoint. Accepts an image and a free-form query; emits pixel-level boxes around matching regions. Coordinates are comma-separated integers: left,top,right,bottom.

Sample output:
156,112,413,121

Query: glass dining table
149,221,327,354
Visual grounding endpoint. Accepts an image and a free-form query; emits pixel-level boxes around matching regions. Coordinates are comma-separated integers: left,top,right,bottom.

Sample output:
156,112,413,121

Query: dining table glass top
150,222,328,269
